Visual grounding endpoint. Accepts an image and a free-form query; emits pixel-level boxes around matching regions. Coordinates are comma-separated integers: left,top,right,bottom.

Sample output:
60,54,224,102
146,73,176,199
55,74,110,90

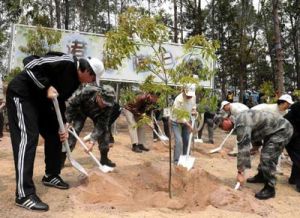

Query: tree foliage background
1,0,299,98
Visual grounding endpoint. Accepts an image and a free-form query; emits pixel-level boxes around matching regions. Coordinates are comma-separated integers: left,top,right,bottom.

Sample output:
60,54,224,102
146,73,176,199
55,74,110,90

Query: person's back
236,110,292,143
251,103,286,116
229,102,249,117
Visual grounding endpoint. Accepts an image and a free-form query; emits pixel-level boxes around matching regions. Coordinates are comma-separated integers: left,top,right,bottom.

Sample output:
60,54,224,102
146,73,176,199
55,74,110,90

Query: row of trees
1,0,299,99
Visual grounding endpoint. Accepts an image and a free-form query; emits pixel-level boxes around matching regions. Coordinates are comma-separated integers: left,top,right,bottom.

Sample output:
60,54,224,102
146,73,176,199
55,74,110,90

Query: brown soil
0,115,300,217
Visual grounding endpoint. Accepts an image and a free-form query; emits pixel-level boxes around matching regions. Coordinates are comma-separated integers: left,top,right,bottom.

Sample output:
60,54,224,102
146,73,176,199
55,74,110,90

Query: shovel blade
69,158,88,176
159,135,169,141
99,164,114,173
177,155,195,171
195,139,203,143
209,146,222,154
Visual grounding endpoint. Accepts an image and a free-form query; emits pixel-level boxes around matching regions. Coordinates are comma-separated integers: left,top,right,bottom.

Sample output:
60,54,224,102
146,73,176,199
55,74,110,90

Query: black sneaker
132,144,142,153
100,158,116,168
42,175,69,189
138,144,149,152
16,194,49,211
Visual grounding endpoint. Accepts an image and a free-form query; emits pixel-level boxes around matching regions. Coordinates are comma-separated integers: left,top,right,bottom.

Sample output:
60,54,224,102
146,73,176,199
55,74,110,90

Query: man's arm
236,125,252,172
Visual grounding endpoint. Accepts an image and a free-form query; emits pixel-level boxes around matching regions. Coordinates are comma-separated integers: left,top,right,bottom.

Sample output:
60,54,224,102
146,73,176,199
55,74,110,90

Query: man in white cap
6,51,104,211
170,84,197,163
248,94,293,172
220,100,249,156
252,94,293,116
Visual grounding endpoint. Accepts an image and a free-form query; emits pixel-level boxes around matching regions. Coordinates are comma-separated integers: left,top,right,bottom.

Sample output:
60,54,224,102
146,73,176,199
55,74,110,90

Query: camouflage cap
100,84,115,107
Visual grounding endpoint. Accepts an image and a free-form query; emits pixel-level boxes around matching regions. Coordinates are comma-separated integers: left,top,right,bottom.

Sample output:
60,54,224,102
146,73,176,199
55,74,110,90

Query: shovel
177,115,196,170
209,128,234,154
52,97,88,176
68,127,114,173
151,112,169,142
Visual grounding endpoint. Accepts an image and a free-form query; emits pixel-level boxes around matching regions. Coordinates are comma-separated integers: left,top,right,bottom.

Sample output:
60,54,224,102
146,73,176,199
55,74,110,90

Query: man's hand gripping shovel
52,96,88,176
177,114,197,171
68,127,114,173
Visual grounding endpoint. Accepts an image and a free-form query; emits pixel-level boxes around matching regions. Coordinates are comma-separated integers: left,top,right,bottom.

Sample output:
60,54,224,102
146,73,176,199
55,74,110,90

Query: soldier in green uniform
220,110,293,200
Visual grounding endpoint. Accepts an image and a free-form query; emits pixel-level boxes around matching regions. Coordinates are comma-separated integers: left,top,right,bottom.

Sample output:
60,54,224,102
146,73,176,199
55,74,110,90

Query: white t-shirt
229,103,249,117
170,93,196,123
251,103,287,117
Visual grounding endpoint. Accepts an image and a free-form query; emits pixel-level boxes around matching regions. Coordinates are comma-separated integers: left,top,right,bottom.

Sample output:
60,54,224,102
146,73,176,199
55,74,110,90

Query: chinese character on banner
67,40,87,57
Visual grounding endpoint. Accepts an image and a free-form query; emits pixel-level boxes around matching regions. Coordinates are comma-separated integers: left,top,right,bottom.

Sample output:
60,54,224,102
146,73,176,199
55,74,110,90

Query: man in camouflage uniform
62,84,121,168
220,110,293,200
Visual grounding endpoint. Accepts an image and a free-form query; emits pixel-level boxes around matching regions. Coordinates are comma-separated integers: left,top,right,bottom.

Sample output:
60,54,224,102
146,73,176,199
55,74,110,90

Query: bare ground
0,115,299,218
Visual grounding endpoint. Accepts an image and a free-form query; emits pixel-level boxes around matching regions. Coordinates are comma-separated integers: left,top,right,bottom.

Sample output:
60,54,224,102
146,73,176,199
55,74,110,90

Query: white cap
279,94,294,104
184,84,196,97
87,58,105,86
220,100,230,110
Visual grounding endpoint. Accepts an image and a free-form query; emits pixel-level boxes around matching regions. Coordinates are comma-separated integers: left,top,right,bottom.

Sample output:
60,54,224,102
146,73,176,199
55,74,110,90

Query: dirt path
0,115,300,217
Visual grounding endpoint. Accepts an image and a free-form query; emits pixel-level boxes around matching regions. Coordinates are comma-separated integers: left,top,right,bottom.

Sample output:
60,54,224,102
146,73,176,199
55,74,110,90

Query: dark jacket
7,53,80,121
124,93,157,119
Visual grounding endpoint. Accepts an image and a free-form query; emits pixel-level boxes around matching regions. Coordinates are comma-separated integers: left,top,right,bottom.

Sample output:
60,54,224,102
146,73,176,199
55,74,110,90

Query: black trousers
0,110,4,137
7,93,62,198
286,131,300,186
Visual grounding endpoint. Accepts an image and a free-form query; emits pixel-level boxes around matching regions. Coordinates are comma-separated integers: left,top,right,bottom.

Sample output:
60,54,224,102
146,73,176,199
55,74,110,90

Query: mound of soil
72,161,271,215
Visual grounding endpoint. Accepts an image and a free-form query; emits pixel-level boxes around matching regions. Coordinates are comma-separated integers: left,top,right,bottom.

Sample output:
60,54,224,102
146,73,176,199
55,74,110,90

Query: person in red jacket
6,52,104,211
123,92,159,153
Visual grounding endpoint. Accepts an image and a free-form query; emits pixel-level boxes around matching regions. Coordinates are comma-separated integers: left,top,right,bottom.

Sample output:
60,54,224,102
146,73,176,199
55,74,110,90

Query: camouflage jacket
66,84,114,143
235,110,293,170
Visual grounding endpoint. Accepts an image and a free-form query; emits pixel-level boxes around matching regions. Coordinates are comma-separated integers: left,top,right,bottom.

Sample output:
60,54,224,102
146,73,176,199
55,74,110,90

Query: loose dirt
0,115,299,217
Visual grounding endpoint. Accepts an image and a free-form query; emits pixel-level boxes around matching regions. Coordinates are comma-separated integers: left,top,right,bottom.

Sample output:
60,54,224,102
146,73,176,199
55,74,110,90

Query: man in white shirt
251,94,293,116
171,84,196,164
220,100,249,156
249,94,294,172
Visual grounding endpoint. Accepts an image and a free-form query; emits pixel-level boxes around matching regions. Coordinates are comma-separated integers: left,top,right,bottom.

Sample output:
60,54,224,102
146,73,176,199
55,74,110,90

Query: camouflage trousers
258,128,293,187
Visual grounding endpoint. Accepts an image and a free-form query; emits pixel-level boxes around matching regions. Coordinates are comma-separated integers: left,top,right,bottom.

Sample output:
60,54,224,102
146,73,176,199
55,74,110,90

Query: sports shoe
42,175,69,189
16,194,49,211
100,158,116,168
138,144,149,152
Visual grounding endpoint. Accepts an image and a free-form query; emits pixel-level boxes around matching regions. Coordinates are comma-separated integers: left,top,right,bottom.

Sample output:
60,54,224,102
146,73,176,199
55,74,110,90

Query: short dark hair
78,58,95,76
277,99,286,105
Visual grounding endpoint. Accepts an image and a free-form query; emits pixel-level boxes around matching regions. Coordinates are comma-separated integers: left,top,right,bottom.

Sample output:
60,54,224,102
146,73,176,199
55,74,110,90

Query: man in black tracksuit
6,52,104,211
63,84,121,168
284,101,300,192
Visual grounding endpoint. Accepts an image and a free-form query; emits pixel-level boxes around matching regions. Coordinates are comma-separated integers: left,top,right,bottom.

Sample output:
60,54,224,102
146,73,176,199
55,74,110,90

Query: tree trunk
173,0,178,43
196,0,202,35
54,0,61,29
64,0,69,30
179,0,183,43
272,0,284,95
107,0,111,30
211,0,215,40
48,0,54,27
290,0,300,89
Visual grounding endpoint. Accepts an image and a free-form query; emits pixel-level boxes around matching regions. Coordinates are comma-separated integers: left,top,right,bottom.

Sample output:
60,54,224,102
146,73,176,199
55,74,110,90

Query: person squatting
63,83,121,168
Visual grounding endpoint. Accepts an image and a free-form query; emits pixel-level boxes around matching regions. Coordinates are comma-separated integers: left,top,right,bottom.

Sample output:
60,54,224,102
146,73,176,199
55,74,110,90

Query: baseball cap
100,85,115,107
278,94,294,104
184,84,196,97
220,101,230,110
87,57,105,86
